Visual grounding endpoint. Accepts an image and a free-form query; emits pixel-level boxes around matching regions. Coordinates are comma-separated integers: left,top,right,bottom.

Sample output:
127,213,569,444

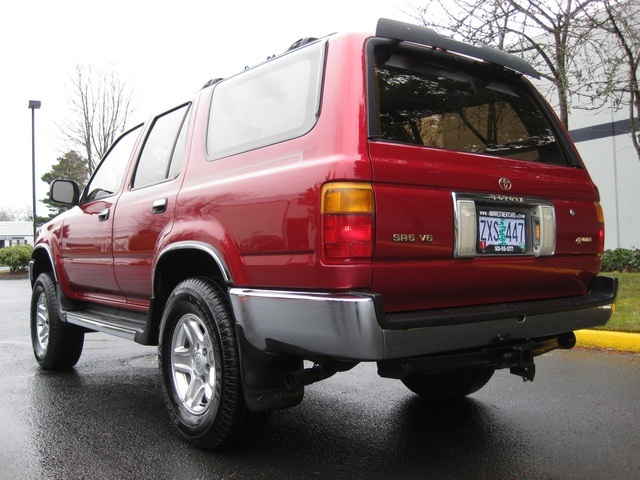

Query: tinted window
84,125,143,202
133,104,191,189
207,41,325,160
373,50,567,165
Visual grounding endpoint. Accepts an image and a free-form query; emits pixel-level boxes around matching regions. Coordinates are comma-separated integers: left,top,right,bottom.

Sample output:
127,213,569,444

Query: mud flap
236,324,304,412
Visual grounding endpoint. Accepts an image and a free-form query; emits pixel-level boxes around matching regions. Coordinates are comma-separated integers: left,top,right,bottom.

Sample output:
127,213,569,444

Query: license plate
478,210,527,254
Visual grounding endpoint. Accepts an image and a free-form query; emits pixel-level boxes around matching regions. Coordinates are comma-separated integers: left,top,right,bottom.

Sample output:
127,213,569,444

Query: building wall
0,221,34,247
569,112,640,250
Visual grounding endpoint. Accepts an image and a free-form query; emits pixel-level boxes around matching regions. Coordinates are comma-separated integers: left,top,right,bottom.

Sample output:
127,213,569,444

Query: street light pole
28,100,41,244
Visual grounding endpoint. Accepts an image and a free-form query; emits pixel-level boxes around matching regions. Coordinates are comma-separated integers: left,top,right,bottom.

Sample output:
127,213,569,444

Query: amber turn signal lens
321,183,374,214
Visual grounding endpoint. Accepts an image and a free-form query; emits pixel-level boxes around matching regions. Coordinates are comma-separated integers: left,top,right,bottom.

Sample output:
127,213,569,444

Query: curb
575,329,640,353
0,273,29,280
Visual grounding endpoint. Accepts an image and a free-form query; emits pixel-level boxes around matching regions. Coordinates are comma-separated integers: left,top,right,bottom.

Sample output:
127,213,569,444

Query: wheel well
149,248,230,342
30,247,55,287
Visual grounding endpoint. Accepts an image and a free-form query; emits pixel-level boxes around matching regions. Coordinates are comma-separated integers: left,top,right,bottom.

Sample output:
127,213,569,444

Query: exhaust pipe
284,361,357,390
557,332,576,349
284,364,337,390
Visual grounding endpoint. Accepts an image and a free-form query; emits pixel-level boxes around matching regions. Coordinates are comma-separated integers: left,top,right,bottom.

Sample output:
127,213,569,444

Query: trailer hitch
501,345,536,382
376,333,575,382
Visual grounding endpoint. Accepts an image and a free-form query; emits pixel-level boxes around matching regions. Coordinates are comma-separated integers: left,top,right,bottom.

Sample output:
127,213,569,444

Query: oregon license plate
478,210,527,254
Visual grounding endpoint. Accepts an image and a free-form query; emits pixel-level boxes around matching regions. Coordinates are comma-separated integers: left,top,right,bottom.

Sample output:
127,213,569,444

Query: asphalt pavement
1,277,639,479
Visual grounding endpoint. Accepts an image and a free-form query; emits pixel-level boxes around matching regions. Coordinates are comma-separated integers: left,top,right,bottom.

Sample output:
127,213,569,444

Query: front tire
30,272,84,370
158,277,268,449
401,367,495,400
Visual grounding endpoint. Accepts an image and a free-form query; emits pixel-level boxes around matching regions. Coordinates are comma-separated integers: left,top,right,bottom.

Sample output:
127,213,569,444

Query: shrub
601,248,640,273
0,245,33,273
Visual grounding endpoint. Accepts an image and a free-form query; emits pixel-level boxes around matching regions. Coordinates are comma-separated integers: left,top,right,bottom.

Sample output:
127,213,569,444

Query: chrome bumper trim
230,289,385,361
229,277,616,361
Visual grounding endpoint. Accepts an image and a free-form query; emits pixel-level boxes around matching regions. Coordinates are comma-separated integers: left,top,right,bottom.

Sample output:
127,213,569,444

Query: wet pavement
1,278,639,479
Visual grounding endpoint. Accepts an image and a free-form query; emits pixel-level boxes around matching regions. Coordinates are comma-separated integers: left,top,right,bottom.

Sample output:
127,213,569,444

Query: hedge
601,248,640,273
0,245,33,273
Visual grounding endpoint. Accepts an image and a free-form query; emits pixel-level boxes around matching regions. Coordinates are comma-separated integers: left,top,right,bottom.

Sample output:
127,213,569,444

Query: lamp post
28,100,41,244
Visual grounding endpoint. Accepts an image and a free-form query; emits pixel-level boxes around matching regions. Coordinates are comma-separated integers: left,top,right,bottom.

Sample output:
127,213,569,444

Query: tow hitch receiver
502,345,536,382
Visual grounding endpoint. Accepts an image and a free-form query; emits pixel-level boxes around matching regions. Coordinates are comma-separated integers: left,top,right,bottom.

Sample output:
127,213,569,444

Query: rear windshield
370,48,568,166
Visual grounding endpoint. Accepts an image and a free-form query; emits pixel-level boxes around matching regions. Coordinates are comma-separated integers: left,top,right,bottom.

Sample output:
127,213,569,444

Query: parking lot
2,277,639,479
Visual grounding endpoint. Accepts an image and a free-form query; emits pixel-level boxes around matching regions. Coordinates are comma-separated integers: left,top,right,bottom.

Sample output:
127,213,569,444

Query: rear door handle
98,208,110,221
152,198,167,214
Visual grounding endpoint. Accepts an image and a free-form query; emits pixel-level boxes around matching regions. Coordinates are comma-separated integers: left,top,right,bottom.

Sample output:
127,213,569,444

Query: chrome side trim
229,289,385,361
30,244,58,284
154,241,233,289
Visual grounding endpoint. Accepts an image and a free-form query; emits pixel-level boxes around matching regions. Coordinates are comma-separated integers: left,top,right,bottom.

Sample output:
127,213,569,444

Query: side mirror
50,179,80,206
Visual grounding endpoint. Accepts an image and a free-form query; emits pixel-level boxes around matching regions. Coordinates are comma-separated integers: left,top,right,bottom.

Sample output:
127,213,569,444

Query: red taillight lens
595,202,605,256
324,214,374,258
321,183,375,260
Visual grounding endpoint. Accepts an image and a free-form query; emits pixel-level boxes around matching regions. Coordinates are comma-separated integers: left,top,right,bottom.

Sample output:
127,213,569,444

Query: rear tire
30,272,84,370
401,367,495,400
158,277,268,449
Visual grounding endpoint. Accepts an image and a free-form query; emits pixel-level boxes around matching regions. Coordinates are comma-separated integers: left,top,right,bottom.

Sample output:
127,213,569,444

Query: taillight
321,182,375,260
595,202,605,256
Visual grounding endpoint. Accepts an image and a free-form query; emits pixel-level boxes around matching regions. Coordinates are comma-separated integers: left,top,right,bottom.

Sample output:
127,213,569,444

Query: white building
0,221,34,247
569,111,640,250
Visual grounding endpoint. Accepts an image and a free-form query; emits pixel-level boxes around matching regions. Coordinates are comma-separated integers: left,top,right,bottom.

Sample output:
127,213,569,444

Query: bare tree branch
409,0,602,127
58,64,136,173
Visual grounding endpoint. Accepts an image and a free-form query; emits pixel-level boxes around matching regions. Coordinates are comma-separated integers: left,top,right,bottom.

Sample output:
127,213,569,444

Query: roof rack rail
202,77,224,89
287,37,318,51
376,18,540,79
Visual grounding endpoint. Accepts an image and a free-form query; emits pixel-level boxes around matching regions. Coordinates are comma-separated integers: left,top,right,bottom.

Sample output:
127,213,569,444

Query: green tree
41,150,89,217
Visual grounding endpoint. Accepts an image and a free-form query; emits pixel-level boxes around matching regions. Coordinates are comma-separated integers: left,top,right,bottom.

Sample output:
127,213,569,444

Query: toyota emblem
499,178,512,191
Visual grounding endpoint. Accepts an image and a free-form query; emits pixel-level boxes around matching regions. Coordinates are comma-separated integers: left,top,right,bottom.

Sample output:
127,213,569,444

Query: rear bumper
229,275,617,362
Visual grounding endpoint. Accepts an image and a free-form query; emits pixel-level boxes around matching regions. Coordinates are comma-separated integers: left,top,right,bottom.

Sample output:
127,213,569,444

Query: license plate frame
477,209,527,254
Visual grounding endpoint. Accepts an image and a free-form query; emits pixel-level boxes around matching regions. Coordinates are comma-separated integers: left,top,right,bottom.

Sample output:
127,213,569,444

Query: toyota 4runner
29,19,617,449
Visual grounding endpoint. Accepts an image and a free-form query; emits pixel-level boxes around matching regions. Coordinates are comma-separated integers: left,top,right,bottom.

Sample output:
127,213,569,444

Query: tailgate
367,40,604,314
370,141,602,313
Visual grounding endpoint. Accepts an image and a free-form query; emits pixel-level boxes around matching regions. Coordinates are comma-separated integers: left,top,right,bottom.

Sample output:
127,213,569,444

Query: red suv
30,19,617,449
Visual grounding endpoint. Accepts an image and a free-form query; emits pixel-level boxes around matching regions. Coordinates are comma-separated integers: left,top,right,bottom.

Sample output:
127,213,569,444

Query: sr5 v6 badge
392,234,434,242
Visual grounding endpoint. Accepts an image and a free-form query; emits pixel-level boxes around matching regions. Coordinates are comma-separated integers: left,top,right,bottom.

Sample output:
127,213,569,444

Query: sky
0,0,414,216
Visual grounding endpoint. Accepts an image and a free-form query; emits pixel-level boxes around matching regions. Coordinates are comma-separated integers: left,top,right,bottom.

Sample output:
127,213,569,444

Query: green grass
597,272,640,333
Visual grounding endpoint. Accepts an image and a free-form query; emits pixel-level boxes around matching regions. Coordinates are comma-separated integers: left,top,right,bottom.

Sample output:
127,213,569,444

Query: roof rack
287,37,319,51
376,18,540,79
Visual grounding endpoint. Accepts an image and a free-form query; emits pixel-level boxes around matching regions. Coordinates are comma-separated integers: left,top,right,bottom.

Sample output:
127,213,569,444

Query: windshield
371,49,568,166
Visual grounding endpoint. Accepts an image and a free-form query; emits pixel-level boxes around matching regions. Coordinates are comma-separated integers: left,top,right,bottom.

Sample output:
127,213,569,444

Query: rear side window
207,41,325,160
372,49,568,166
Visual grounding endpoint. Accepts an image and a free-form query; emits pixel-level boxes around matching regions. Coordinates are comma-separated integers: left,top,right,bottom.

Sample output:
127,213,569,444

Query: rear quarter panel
172,36,376,290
